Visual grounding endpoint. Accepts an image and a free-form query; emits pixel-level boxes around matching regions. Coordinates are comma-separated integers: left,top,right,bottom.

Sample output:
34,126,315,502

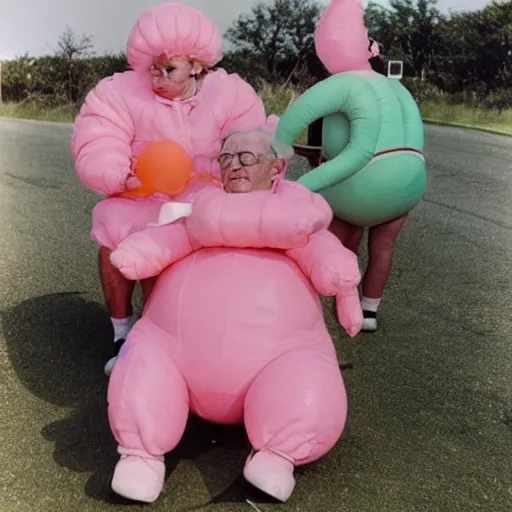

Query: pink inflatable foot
243,450,295,502
111,454,165,503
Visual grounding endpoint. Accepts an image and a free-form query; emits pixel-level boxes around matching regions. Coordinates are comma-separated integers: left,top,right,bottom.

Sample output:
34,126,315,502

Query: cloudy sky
0,0,493,60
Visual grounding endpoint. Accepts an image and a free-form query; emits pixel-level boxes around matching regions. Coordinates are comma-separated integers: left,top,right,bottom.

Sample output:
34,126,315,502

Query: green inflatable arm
275,73,381,192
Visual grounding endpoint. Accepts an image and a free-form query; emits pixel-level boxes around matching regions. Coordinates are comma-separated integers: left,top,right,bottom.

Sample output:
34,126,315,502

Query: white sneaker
362,311,378,332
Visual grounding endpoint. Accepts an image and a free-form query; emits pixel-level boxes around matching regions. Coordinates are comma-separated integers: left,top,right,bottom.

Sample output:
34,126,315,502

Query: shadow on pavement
1,292,282,507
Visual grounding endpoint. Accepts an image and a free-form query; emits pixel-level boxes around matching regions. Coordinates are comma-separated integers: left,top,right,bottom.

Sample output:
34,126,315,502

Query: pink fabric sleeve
71,76,135,195
185,186,330,250
219,74,271,138
110,220,196,280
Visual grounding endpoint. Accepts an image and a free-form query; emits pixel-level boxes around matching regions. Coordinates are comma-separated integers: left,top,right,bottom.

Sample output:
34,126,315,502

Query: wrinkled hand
125,175,142,191
335,291,363,338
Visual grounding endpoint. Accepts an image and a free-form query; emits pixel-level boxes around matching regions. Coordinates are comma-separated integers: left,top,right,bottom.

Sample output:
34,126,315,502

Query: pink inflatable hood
315,0,375,74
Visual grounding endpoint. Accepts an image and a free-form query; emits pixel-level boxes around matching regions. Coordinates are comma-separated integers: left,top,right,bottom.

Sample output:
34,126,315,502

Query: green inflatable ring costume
275,1,427,228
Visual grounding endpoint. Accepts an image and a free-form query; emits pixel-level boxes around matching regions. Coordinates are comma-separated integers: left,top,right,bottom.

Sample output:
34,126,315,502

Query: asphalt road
0,117,511,512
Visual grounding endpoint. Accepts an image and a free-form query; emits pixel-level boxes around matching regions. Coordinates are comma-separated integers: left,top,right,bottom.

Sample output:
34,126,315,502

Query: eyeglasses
217,151,263,171
149,65,176,78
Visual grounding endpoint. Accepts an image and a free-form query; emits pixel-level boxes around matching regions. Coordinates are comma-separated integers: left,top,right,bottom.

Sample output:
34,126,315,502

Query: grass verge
420,99,512,136
1,83,510,137
0,102,77,123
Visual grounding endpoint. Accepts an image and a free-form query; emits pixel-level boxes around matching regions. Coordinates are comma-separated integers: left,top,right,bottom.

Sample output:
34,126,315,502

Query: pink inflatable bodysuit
71,2,278,248
107,180,363,503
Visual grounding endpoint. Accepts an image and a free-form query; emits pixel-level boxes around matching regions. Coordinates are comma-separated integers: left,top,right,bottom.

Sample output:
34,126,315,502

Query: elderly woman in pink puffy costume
71,2,278,375
105,129,363,504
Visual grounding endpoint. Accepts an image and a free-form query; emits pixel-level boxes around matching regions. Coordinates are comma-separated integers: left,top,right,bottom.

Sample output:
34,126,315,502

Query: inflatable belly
143,247,330,423
145,247,325,354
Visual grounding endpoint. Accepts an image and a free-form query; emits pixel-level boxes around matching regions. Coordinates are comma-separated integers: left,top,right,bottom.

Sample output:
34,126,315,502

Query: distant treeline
1,0,511,111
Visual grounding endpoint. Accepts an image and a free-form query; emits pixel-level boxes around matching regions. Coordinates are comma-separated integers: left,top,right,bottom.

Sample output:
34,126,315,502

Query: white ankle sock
361,296,382,313
111,315,136,342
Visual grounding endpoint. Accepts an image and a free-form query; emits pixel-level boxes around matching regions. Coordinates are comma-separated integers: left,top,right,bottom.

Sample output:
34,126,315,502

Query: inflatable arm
110,183,332,280
186,185,332,249
275,73,381,192
71,76,134,195
286,231,363,337
286,231,360,296
110,221,195,280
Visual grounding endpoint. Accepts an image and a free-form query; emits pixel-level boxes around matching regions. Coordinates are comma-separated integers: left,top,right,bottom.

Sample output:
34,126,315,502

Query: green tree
56,26,95,103
365,0,444,81
441,0,512,93
225,0,322,80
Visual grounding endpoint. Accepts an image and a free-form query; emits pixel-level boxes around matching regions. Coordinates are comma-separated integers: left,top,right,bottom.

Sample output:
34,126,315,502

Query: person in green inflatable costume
275,0,427,332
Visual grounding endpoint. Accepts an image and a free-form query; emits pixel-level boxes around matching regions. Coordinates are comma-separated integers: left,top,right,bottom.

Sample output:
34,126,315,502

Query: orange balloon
121,140,193,198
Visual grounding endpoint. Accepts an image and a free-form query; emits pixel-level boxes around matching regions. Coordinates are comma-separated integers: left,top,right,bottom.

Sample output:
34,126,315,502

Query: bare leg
99,246,137,376
363,213,408,298
360,214,408,331
99,246,135,319
329,216,364,255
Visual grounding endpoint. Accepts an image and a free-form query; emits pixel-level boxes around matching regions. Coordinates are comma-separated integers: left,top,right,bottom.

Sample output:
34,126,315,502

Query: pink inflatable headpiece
127,2,223,72
315,0,374,74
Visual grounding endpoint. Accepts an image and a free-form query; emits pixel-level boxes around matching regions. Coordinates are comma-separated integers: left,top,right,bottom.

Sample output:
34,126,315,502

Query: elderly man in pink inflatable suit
106,127,364,504
71,2,279,375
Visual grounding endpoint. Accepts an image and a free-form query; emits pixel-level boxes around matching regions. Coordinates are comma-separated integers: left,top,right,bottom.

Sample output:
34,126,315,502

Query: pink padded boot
243,450,296,502
111,454,165,503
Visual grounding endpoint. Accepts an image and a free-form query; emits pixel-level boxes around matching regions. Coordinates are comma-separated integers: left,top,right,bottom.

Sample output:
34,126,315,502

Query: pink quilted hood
126,2,223,71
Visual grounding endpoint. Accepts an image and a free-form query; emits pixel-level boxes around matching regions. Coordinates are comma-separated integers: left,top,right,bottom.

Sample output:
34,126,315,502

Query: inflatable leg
107,319,189,503
243,349,347,502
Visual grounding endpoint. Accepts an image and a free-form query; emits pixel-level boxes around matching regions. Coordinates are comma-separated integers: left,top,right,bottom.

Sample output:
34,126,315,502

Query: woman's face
150,55,202,99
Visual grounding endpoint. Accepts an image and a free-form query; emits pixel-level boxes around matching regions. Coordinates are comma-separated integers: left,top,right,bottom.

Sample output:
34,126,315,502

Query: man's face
150,54,201,99
218,132,283,193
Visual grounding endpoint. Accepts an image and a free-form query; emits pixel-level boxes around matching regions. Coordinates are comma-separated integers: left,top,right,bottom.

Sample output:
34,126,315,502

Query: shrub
482,89,512,114
401,78,445,104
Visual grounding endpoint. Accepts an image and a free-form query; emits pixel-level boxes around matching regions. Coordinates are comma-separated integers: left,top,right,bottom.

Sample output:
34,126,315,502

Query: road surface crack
5,172,60,190
423,198,512,231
